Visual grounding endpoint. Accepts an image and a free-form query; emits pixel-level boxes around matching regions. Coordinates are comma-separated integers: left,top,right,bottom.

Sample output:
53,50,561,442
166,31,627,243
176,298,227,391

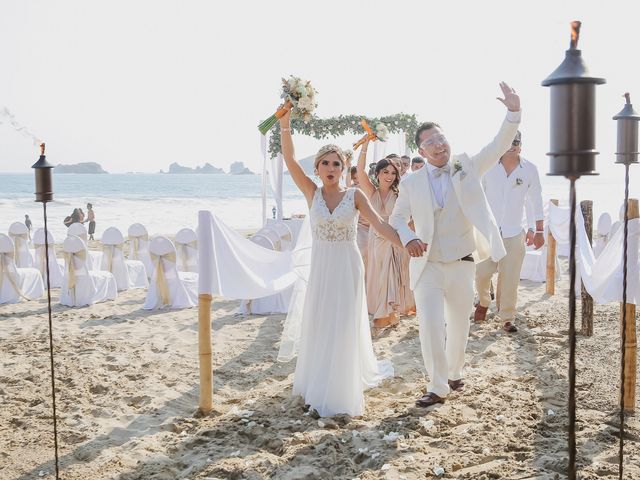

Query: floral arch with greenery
268,113,421,158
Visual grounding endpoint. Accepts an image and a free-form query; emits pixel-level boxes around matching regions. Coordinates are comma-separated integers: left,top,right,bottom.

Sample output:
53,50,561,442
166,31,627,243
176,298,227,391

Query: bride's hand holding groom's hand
406,239,428,257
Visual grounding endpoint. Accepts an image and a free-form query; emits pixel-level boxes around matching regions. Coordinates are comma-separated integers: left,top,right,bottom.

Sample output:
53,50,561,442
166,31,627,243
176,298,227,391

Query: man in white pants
474,131,545,333
390,82,520,407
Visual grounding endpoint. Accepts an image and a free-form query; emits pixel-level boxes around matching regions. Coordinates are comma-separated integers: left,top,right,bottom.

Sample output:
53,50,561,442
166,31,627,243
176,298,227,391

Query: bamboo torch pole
621,198,638,412
546,199,559,295
580,200,594,336
198,293,213,412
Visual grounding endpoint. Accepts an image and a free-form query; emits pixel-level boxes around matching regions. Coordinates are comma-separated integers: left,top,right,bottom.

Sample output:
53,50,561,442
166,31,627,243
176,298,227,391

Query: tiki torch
613,92,639,478
31,143,60,479
542,21,606,479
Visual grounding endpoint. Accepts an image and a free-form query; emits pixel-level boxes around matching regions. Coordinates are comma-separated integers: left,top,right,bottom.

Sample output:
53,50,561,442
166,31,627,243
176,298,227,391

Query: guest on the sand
474,130,544,333
87,203,96,241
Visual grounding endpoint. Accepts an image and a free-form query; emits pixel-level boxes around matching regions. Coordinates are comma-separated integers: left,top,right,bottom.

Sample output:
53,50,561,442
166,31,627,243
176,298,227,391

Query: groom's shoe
415,392,445,408
474,305,488,323
448,379,465,392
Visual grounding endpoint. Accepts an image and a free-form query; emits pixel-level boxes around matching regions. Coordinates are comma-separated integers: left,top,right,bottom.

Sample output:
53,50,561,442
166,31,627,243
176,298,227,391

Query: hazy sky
1,0,639,181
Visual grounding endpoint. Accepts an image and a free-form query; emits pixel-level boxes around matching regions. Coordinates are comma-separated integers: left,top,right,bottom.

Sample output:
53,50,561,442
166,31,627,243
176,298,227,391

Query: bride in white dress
278,107,400,417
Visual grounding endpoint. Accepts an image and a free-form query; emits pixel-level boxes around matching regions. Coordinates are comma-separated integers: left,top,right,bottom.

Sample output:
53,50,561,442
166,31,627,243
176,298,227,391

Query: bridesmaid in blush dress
356,139,415,335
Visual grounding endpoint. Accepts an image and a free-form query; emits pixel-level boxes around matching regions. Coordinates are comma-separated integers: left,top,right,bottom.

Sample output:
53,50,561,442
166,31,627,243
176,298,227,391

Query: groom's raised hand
496,81,520,112
406,239,428,257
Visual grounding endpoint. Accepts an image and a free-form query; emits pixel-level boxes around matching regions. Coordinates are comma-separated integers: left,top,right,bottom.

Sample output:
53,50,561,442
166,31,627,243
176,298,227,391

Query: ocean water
0,173,307,240
1,172,637,241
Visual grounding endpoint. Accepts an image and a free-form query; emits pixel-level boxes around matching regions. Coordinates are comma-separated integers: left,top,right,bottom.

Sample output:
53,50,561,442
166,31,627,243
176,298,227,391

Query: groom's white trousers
413,260,475,398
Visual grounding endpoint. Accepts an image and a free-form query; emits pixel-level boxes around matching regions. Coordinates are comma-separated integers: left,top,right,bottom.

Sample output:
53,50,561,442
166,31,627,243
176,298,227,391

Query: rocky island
164,162,226,174
228,161,255,175
55,162,108,174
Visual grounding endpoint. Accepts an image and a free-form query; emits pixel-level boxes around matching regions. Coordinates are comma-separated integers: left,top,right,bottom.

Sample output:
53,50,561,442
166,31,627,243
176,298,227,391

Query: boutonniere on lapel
514,177,523,187
452,160,466,180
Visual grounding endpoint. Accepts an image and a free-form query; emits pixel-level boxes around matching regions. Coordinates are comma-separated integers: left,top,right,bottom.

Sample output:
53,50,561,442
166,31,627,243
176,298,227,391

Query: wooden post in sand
546,199,559,295
580,200,594,336
198,293,213,412
621,199,638,412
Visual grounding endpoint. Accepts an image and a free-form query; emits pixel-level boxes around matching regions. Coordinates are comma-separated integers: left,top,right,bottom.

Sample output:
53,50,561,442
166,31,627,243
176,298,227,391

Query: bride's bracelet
281,127,291,133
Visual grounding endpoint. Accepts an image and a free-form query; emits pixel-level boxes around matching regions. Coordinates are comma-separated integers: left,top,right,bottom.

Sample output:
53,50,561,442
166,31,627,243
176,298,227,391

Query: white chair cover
67,223,102,271
100,227,148,291
175,228,199,273
255,226,283,251
9,222,34,268
33,228,64,288
269,221,294,251
594,212,613,258
0,233,44,304
143,236,197,310
250,234,274,250
60,235,117,307
128,223,154,277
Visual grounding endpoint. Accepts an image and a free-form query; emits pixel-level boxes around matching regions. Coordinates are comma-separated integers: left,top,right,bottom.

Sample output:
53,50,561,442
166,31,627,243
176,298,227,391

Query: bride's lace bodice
310,188,357,242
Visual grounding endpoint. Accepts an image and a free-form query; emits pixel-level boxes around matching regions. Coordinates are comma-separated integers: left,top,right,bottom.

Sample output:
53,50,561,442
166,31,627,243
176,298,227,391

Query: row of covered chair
2,223,200,310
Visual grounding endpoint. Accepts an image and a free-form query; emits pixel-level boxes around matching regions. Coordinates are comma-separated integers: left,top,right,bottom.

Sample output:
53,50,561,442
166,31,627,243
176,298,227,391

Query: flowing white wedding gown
291,187,393,417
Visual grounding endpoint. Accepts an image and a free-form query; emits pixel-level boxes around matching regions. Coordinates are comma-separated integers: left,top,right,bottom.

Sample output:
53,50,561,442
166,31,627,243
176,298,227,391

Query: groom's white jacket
390,111,520,290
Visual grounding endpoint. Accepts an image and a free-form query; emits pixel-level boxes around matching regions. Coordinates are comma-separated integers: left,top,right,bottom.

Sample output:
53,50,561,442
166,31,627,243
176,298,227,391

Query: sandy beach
1,259,639,480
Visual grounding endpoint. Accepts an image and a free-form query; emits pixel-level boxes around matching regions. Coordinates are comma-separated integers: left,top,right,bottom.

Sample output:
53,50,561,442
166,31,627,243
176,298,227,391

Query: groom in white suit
389,82,521,407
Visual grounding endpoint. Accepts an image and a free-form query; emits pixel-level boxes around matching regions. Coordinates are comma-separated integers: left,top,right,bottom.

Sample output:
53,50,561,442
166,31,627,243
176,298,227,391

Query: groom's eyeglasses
419,134,447,149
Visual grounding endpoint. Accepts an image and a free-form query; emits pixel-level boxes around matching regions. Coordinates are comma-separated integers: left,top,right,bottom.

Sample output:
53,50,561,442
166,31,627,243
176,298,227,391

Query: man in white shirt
390,82,520,407
474,130,544,332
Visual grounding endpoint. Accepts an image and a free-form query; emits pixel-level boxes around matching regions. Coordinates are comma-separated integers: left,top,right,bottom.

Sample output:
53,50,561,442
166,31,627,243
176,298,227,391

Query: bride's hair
314,144,345,170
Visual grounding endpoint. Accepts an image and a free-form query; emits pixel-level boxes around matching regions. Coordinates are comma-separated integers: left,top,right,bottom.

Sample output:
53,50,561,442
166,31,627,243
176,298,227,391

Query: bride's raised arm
279,105,317,204
355,137,376,198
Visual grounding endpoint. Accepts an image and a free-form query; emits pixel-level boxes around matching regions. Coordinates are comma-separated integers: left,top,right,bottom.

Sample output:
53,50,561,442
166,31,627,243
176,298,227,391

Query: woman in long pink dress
356,138,415,335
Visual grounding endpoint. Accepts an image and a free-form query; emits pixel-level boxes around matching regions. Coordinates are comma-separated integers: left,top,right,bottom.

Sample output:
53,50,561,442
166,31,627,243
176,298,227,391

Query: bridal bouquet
258,76,318,135
353,119,389,150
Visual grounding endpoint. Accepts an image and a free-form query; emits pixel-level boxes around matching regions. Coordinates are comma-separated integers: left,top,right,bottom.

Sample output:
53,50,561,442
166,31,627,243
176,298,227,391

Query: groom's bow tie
431,164,450,178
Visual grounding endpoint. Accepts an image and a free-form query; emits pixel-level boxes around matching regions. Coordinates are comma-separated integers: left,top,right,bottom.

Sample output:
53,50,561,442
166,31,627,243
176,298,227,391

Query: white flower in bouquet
296,83,308,97
305,83,316,98
375,123,390,142
297,96,314,112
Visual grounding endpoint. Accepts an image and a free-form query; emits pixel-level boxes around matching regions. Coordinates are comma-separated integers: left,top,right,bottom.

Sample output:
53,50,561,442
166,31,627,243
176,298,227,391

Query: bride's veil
276,215,312,362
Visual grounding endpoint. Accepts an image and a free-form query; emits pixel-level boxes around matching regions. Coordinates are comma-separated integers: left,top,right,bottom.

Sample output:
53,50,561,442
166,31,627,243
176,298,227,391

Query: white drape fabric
267,153,284,221
261,134,268,227
547,203,640,305
197,211,298,299
276,216,312,362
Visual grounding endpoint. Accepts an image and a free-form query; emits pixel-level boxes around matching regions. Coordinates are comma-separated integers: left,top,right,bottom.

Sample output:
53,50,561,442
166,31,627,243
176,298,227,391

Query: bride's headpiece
314,144,345,169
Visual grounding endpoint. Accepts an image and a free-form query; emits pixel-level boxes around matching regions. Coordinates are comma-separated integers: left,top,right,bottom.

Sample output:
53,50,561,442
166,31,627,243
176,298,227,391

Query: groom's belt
459,254,474,263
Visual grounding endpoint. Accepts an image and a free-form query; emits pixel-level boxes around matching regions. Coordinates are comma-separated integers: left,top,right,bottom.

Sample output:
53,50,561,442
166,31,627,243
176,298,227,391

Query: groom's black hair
414,122,442,148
